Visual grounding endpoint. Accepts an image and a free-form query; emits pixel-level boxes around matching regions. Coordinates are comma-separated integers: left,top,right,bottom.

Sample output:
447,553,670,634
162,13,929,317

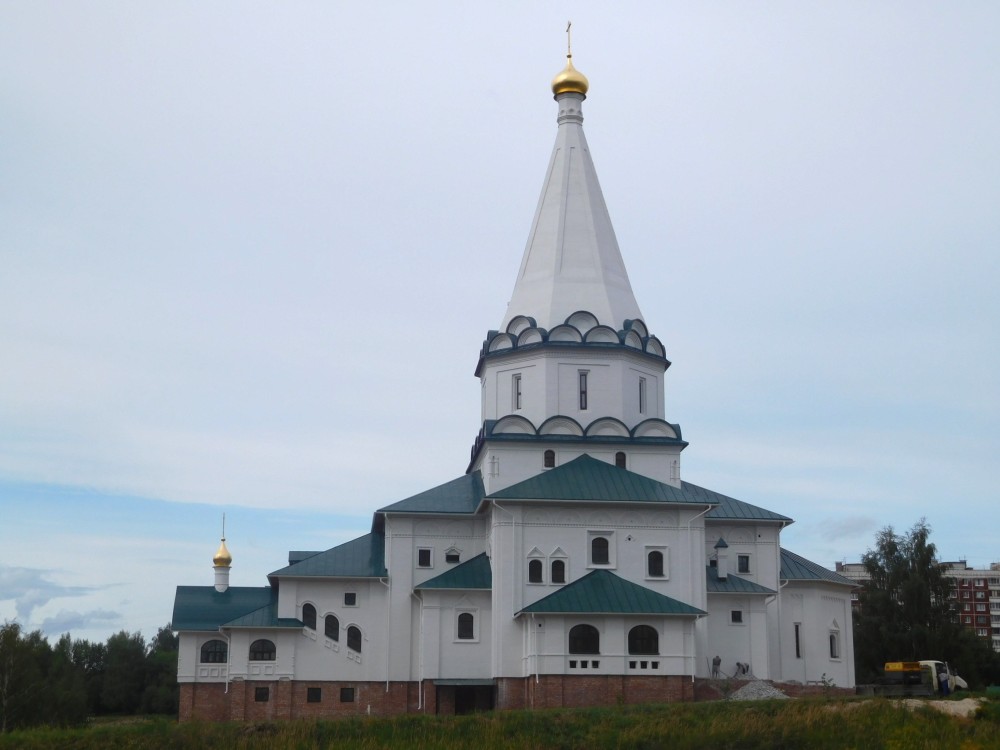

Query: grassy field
3,697,999,749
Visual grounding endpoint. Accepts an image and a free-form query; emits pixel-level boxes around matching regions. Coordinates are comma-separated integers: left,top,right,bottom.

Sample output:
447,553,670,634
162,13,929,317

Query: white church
172,48,855,721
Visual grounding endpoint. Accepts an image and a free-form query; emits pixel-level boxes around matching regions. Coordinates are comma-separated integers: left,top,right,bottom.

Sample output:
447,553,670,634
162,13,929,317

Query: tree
853,519,999,686
141,624,178,715
100,631,147,715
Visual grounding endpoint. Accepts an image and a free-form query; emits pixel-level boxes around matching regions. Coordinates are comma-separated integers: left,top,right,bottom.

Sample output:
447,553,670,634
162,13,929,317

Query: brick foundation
179,680,422,722
180,674,698,722
502,674,692,710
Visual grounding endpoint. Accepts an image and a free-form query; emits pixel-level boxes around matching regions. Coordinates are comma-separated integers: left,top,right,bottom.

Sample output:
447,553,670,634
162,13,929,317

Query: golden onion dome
551,55,589,96
213,538,232,567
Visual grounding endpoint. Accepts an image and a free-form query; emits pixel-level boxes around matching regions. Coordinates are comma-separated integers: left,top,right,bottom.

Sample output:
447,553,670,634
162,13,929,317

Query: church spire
500,39,643,331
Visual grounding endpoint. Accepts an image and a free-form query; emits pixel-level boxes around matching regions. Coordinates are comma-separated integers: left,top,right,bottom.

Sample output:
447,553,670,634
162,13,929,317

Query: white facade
173,53,855,718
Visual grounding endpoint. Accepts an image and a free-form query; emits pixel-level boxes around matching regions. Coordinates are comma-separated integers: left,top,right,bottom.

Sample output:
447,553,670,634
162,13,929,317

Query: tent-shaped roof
705,566,776,594
378,472,485,515
519,569,704,616
269,532,386,578
490,455,717,505
416,553,492,590
780,548,855,586
172,586,275,632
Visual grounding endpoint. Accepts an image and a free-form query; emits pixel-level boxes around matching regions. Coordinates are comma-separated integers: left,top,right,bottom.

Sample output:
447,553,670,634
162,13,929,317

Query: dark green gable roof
780,548,855,586
520,569,705,616
491,455,717,505
269,532,386,578
172,586,274,631
416,553,492,590
378,472,485,515
692,482,793,523
705,566,776,595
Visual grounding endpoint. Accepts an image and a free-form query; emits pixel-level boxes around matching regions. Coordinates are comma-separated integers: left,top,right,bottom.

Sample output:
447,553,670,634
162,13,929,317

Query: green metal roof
705,566,776,595
490,455,717,505
269,532,386,578
519,569,705,616
692,482,793,522
223,601,303,629
416,553,492,590
172,586,275,631
378,472,485,514
780,548,855,586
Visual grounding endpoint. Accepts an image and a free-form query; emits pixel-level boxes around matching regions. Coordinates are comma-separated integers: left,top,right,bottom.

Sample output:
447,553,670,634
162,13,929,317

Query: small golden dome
213,538,232,567
551,55,589,96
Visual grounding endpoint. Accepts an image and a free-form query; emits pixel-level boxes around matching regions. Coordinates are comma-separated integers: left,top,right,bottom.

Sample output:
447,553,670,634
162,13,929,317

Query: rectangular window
738,555,750,574
255,687,269,702
731,610,743,624
794,623,802,658
418,548,432,567
340,687,355,703
445,550,460,564
344,592,357,607
638,377,646,414
307,687,322,703
512,374,522,410
978,604,987,612
579,371,588,410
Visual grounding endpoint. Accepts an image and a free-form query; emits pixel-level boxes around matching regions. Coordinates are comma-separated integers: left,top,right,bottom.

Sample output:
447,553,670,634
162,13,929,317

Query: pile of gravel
729,680,790,701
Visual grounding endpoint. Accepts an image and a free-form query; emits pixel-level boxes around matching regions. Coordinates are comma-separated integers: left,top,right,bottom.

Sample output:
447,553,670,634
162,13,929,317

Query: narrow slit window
579,371,588,410
639,377,646,414
512,374,522,410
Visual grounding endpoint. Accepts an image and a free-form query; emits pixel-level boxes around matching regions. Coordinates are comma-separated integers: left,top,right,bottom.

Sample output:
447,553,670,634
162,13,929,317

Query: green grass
3,697,999,750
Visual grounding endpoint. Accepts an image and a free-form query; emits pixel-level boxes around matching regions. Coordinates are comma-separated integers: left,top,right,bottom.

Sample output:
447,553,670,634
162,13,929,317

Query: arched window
457,612,474,640
249,639,276,661
615,451,626,468
347,626,362,653
200,639,227,663
591,536,609,565
325,614,339,641
528,559,543,583
302,603,316,630
569,624,600,654
544,450,555,468
628,625,659,655
551,559,566,584
829,632,840,659
647,550,664,577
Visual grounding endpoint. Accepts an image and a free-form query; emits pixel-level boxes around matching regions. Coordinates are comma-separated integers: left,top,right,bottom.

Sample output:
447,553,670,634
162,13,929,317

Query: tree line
853,519,1000,686
0,621,177,732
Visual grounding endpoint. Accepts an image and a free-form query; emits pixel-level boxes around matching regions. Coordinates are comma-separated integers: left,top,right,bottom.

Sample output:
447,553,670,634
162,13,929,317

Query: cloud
0,565,104,622
39,609,122,636
820,516,879,542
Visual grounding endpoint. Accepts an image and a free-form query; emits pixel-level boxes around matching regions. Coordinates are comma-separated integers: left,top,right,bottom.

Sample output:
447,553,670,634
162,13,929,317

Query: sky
1,2,998,644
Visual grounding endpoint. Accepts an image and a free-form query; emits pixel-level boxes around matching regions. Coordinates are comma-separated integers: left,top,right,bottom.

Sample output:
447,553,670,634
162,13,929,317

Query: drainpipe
410,591,425,710
687,505,713,604
380,576,391,693
219,627,231,694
